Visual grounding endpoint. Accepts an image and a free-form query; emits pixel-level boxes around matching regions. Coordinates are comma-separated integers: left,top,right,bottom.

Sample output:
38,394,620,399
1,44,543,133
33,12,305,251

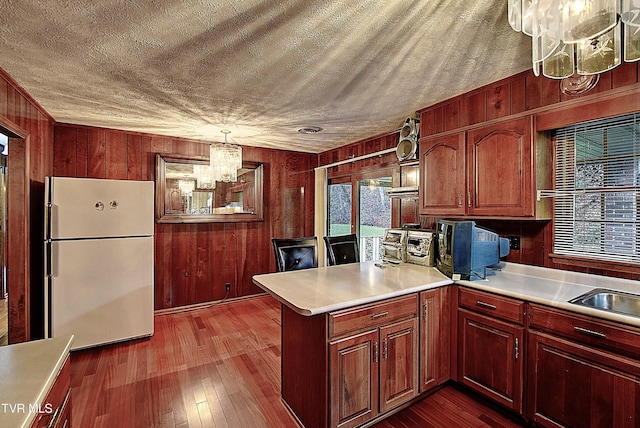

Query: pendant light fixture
508,0,640,85
209,129,242,183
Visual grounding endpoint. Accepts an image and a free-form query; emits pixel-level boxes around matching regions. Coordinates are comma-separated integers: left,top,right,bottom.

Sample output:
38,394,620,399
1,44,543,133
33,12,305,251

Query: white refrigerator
45,177,155,351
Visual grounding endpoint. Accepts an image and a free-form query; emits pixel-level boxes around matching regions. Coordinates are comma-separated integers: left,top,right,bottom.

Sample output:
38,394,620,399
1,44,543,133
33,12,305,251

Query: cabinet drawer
529,303,640,359
329,294,418,339
458,287,525,324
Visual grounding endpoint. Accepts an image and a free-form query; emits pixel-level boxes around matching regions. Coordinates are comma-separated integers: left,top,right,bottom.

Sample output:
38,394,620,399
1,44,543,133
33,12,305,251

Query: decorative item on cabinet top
155,154,264,223
396,115,420,161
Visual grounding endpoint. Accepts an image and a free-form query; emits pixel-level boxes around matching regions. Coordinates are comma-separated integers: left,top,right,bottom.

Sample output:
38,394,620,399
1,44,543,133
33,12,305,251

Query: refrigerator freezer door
47,177,154,239
48,236,154,350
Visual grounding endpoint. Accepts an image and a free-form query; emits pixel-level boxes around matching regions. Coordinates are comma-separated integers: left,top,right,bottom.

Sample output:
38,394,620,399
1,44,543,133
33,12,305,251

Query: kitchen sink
569,288,640,318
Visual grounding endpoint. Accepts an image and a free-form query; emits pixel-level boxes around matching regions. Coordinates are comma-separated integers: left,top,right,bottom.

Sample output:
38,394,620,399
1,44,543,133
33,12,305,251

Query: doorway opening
327,174,392,262
0,133,7,346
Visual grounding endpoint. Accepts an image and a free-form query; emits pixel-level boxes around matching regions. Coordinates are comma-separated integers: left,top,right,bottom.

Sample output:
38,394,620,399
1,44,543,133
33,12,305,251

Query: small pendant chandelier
210,129,242,183
508,0,640,83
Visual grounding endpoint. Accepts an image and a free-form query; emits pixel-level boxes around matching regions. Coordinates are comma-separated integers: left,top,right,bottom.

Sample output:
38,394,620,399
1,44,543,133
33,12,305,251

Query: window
554,114,640,264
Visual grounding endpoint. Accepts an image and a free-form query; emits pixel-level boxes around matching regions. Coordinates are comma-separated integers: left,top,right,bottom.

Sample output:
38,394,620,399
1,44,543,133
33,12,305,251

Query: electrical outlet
507,236,521,250
225,283,231,292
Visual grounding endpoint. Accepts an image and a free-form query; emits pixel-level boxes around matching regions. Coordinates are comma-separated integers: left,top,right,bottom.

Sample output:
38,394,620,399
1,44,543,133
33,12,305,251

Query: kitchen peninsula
254,261,640,428
253,261,452,428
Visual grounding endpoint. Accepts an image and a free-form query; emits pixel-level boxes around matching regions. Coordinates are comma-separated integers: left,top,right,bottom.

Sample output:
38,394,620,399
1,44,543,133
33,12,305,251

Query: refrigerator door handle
45,240,57,277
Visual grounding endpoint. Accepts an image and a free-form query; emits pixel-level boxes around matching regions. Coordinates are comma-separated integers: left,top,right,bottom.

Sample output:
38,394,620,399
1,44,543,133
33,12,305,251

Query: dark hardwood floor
71,295,525,427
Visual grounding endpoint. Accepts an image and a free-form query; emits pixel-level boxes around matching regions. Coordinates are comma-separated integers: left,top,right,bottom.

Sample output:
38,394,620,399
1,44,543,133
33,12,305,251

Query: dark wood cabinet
328,298,419,428
527,304,640,427
528,330,640,427
457,288,524,413
418,116,551,218
419,133,466,216
379,318,419,413
419,287,450,392
466,117,533,217
329,330,379,428
282,294,419,428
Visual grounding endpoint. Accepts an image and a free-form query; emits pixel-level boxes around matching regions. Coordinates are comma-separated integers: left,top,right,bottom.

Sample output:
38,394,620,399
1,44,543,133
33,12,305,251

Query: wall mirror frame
155,154,264,223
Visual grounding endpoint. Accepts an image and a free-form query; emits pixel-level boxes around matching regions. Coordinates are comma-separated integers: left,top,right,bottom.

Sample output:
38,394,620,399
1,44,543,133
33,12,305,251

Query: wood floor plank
70,295,525,427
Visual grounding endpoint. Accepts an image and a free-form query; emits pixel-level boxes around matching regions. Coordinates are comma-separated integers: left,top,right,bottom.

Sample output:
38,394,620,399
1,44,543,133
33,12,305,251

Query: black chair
272,237,318,272
324,234,360,266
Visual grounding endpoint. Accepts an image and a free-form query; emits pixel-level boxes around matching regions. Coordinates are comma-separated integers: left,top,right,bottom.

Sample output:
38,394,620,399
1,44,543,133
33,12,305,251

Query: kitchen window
553,113,640,265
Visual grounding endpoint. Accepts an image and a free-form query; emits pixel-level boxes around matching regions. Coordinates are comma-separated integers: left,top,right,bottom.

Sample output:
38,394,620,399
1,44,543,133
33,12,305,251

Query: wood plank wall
318,62,640,280
0,67,55,342
53,123,317,310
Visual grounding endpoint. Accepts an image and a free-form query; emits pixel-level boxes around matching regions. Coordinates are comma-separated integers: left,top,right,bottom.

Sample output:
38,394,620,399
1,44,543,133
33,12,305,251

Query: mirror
155,154,264,223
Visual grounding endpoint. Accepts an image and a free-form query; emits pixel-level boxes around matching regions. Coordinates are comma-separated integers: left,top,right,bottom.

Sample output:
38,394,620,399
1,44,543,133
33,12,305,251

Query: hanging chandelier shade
209,130,242,183
508,0,640,80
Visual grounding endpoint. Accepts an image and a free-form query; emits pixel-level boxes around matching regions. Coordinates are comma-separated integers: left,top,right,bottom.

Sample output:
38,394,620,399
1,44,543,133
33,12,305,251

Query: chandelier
209,129,242,183
508,0,640,83
178,179,195,196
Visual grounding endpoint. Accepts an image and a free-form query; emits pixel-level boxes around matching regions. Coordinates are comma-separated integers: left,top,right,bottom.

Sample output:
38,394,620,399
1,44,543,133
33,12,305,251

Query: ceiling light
210,130,242,183
508,0,640,86
297,126,323,134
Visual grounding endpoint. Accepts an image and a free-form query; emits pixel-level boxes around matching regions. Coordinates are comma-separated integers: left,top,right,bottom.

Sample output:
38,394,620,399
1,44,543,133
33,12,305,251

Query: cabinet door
379,317,419,413
420,287,450,392
419,133,466,215
458,309,523,413
467,117,533,216
528,331,640,428
329,329,379,428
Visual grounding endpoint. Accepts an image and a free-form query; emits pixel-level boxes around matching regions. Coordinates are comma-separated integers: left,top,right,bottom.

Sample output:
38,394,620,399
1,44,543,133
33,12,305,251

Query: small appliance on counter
406,230,435,266
381,228,407,264
435,219,510,281
381,228,436,266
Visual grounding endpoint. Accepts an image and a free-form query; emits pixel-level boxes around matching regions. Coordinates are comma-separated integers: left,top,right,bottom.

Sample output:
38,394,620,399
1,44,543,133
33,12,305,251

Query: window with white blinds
554,113,640,264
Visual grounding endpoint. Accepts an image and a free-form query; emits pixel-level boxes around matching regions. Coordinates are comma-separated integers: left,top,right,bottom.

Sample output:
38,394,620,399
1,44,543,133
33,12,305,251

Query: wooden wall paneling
487,83,510,121
194,223,214,302
87,127,106,178
434,106,446,134
106,131,128,179
76,127,88,177
420,109,436,137
460,92,486,127
141,135,153,181
236,223,266,297
444,101,460,131
171,223,196,307
510,73,527,115
0,80,8,118
525,74,560,110
6,85,17,125
154,223,167,309
53,125,78,177
126,134,142,180
612,61,638,88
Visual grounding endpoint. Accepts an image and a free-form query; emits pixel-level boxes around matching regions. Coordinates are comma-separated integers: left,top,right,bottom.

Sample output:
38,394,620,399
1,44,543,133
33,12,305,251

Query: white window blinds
554,113,640,264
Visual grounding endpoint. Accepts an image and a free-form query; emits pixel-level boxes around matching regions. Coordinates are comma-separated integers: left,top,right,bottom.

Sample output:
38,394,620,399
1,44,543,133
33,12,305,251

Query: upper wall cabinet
419,117,551,219
155,154,264,223
419,133,466,216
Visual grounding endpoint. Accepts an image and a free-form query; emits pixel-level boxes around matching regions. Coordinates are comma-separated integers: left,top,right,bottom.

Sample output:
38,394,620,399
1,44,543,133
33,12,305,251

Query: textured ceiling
0,0,532,153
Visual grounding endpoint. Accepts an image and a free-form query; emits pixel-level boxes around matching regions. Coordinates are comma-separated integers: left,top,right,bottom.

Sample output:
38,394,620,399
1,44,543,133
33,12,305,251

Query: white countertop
0,335,74,428
253,261,640,327
252,261,452,315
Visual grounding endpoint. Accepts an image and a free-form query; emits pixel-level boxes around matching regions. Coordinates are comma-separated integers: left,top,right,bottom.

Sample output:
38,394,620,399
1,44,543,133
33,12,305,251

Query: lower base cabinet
528,330,640,427
281,294,419,428
329,317,419,428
